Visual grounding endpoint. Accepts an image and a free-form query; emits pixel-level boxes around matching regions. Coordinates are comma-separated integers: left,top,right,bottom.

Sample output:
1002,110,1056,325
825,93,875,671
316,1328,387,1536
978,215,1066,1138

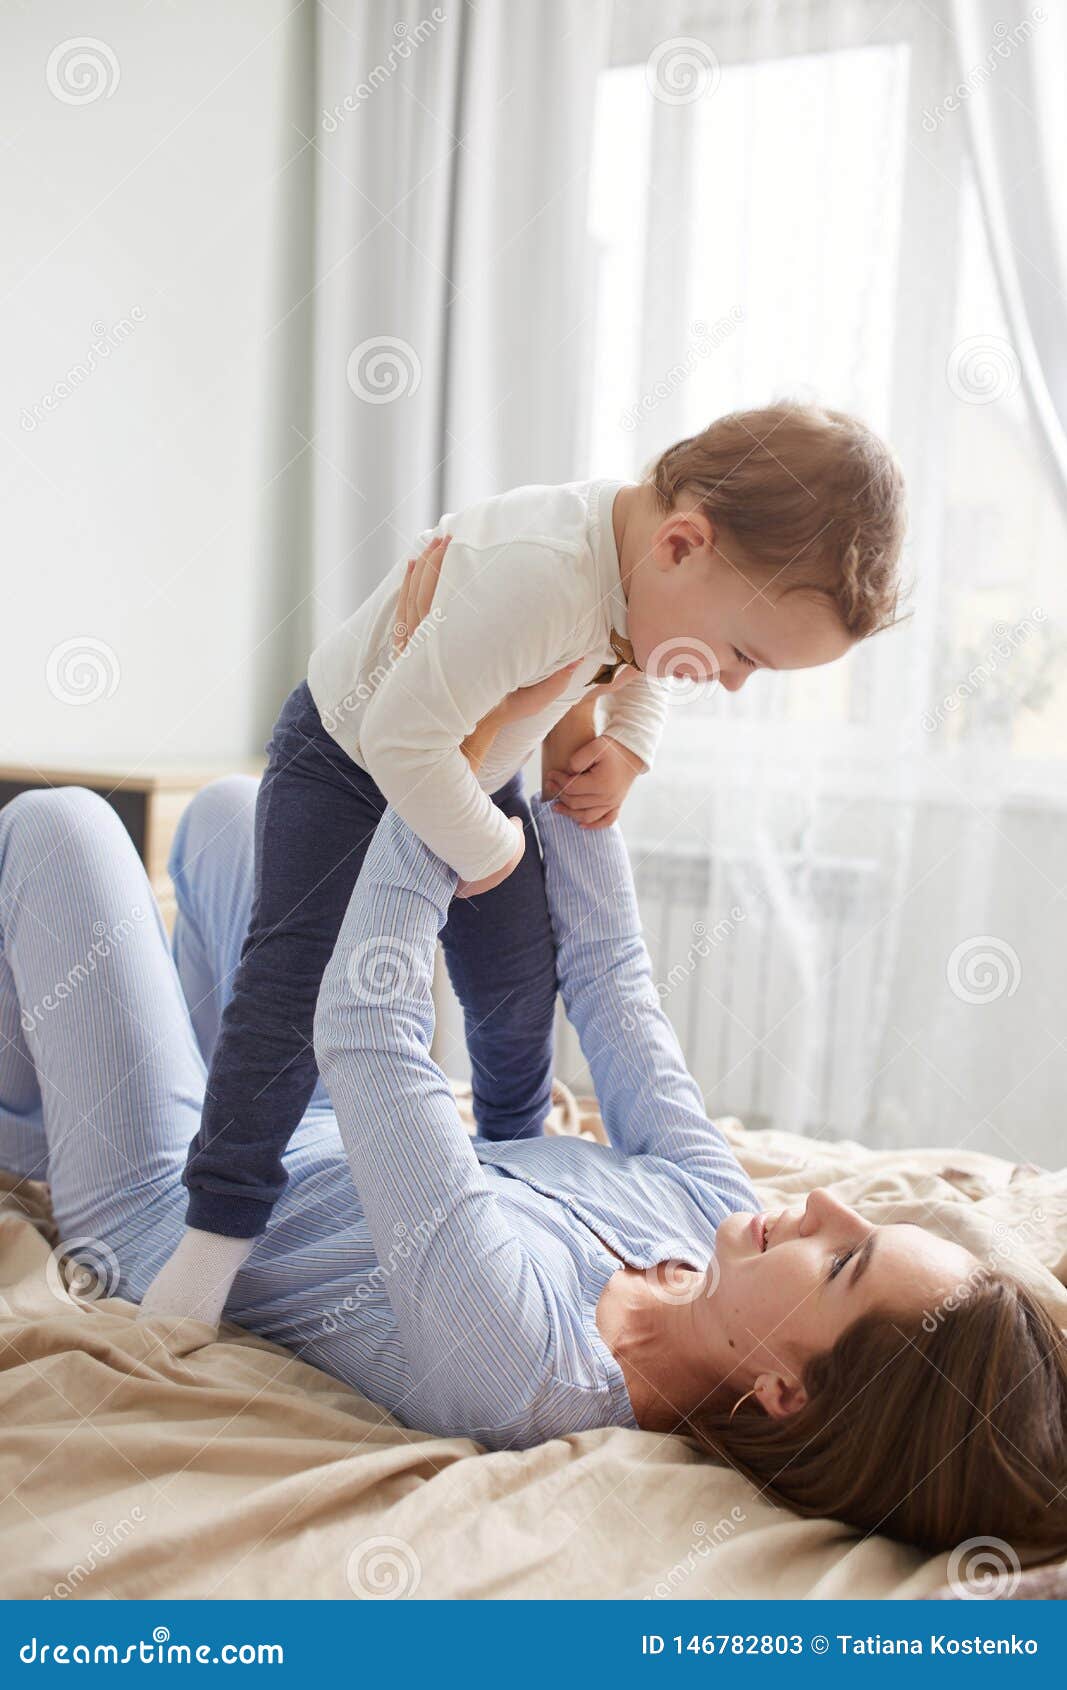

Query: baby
142,402,906,1326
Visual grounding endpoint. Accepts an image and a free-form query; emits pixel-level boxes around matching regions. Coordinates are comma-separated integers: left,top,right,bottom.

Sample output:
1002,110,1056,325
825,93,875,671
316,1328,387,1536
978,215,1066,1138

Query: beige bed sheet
2,1093,1065,1601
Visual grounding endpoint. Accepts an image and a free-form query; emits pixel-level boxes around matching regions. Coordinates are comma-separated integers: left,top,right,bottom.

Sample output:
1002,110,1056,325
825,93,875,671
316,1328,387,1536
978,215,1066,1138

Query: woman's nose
802,1188,861,1233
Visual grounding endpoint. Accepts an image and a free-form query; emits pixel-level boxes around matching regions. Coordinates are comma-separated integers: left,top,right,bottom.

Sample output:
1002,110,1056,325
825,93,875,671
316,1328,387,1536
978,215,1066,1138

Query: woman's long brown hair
686,1274,1067,1557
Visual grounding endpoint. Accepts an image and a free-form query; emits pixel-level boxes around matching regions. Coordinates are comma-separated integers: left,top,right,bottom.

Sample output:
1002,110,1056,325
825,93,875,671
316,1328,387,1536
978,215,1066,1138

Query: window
584,33,1067,793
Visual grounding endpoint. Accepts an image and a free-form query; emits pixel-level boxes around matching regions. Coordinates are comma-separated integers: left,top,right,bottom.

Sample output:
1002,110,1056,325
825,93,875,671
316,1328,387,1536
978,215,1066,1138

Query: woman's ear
754,1371,808,1419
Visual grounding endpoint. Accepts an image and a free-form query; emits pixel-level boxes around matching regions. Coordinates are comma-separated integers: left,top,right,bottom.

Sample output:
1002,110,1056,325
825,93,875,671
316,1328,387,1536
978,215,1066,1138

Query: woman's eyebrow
847,1233,877,1289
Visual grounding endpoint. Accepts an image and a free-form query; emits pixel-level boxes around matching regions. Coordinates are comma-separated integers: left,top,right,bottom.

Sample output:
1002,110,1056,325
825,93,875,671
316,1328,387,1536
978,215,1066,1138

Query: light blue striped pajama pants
0,779,413,1394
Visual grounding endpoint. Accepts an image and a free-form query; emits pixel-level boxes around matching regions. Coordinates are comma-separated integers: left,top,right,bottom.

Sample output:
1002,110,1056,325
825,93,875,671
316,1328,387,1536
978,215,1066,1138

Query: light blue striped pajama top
0,780,759,1452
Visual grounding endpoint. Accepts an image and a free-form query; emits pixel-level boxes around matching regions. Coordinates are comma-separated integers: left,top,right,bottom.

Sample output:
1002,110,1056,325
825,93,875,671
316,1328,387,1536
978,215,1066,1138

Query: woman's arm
314,557,584,1440
532,793,759,1211
396,544,752,1203
313,806,556,1442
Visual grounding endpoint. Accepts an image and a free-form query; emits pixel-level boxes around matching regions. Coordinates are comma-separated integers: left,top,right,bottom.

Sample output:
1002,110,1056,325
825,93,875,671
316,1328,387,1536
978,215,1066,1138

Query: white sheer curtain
566,0,1067,1167
951,0,1067,508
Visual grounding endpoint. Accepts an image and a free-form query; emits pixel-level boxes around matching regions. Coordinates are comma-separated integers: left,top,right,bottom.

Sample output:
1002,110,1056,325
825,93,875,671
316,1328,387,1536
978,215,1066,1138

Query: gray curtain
306,0,612,641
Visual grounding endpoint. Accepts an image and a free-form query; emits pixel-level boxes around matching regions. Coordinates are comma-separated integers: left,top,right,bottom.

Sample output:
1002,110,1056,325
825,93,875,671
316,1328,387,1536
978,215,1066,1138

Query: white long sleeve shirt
307,479,669,883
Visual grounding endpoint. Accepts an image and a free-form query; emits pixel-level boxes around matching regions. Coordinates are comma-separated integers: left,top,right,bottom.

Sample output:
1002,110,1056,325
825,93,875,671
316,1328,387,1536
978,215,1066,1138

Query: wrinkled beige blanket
2,1092,1065,1601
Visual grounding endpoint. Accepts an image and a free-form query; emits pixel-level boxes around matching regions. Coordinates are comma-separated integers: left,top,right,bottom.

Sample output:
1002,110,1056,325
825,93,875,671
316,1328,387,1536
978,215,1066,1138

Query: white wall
2,2,312,770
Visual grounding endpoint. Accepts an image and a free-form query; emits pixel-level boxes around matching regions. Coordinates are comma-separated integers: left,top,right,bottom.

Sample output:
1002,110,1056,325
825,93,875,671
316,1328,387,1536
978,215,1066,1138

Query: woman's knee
168,775,258,883
0,785,120,867
175,775,259,848
0,789,148,945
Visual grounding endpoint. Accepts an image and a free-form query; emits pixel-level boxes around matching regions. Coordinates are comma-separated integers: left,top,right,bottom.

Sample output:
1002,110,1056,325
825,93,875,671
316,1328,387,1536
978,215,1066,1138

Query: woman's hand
392,533,451,659
395,534,583,768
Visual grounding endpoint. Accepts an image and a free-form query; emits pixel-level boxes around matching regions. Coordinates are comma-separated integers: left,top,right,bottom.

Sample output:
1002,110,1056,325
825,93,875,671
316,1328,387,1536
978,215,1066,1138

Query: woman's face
708,1189,981,1414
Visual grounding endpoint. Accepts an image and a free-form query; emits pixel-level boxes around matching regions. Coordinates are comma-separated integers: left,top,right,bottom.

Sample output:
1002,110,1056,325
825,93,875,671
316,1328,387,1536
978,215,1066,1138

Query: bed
2,1090,1065,1601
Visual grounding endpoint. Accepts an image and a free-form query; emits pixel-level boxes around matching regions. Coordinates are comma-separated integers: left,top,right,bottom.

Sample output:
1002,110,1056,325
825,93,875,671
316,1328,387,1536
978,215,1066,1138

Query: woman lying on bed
0,552,1064,1561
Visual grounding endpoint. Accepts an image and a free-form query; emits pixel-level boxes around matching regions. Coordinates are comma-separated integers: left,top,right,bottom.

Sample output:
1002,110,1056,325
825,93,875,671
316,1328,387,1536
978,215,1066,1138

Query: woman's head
708,1189,981,1414
689,1191,1067,1554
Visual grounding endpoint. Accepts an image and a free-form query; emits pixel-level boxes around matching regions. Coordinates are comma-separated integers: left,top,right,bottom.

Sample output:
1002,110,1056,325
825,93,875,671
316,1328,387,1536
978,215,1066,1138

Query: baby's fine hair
649,403,907,640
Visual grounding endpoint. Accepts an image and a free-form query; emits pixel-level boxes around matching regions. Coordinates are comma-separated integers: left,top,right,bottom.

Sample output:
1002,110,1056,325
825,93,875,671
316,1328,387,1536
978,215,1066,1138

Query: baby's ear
657,506,715,568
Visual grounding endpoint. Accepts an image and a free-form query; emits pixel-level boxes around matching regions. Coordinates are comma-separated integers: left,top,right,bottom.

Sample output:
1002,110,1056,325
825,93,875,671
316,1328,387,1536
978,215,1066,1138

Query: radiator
554,843,889,1141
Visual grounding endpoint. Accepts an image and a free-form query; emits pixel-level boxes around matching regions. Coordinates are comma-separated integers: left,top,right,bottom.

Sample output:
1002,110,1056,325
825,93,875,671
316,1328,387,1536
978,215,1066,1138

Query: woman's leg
0,787,203,1292
0,942,47,1184
169,774,258,1071
439,772,557,1141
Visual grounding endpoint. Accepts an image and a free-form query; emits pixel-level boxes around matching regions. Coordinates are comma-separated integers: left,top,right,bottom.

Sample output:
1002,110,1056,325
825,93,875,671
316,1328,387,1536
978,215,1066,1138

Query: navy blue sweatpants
182,681,558,1237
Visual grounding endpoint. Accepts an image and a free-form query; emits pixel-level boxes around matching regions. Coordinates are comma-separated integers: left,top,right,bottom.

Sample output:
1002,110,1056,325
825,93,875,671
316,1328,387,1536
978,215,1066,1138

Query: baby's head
624,403,907,690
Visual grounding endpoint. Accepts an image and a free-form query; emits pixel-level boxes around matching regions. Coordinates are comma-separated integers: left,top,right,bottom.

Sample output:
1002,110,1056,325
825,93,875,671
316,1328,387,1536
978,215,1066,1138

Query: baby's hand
543,734,646,830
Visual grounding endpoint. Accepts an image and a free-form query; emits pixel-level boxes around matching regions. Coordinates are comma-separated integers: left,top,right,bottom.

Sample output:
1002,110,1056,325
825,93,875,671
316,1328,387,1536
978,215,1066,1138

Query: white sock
138,1228,257,1328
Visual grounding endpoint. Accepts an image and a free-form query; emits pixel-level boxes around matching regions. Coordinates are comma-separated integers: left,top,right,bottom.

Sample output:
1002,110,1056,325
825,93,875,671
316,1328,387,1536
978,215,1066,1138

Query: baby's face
627,509,854,692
